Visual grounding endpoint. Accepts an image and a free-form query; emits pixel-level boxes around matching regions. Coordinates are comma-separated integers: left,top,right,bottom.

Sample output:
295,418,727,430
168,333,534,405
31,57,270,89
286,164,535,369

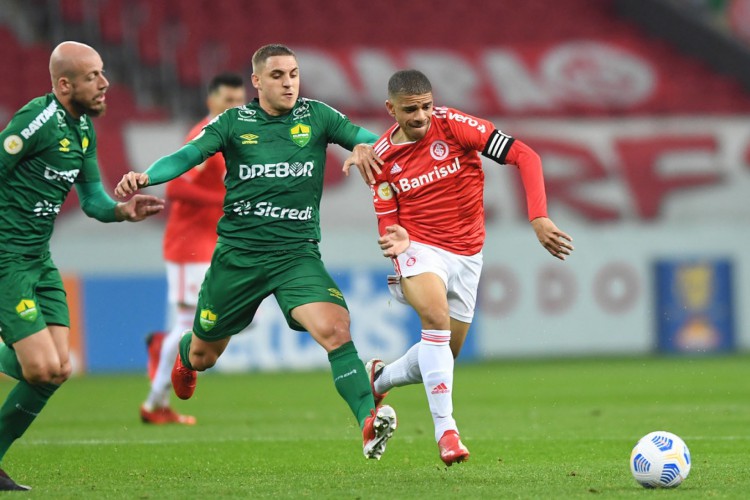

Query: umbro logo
390,163,402,174
431,382,450,394
240,133,259,144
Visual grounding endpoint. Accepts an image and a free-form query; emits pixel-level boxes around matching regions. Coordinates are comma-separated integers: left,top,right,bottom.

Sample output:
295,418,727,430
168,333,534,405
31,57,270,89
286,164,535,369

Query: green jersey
0,93,101,255
188,97,363,251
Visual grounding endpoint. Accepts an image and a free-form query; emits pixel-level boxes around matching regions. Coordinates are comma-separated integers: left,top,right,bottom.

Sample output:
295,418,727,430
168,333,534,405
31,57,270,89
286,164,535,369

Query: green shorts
193,242,348,340
0,251,69,345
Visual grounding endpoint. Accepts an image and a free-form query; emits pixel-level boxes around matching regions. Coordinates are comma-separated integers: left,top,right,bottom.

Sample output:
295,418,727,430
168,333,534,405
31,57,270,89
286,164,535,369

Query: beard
70,90,107,118
71,99,107,118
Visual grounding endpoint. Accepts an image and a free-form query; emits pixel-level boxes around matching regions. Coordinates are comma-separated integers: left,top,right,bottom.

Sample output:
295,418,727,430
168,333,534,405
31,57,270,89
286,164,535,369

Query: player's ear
251,73,260,90
56,77,72,96
385,99,395,117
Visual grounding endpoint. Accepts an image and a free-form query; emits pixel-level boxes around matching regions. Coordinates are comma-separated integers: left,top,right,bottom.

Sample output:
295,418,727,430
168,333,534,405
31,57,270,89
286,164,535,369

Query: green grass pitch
2,354,749,498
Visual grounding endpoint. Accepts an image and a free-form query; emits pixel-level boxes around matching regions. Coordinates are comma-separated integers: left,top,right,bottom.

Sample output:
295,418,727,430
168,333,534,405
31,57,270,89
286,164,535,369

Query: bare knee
51,361,73,385
317,316,352,352
189,349,219,371
22,361,68,385
419,306,450,331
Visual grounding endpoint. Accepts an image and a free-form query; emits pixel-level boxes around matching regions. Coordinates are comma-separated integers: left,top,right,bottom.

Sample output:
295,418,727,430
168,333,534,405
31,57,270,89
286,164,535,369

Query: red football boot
171,353,197,400
438,430,470,466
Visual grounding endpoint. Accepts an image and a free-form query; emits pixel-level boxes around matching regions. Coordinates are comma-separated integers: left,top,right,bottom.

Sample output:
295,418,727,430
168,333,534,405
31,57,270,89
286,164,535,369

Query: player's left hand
343,144,384,185
115,194,165,222
531,217,574,260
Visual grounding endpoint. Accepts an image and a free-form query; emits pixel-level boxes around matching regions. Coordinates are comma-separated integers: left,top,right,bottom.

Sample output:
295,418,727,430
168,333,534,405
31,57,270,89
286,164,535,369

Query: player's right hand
378,224,411,257
115,172,150,198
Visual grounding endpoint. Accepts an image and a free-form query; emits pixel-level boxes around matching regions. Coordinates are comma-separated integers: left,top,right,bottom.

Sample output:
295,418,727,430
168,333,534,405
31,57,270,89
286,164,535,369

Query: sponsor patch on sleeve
3,135,23,155
377,182,394,200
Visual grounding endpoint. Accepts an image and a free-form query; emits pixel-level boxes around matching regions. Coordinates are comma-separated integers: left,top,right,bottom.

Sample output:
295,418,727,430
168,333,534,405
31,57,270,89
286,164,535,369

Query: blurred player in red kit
140,72,246,424
346,69,574,465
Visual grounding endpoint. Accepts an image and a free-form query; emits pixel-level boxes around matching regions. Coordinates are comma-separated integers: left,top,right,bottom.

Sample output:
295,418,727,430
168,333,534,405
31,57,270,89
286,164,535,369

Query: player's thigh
192,243,267,341
401,273,451,328
274,254,348,332
0,252,69,346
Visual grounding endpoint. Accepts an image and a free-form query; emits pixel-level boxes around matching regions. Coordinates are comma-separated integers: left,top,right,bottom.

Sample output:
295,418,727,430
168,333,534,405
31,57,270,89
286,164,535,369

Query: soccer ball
630,431,691,488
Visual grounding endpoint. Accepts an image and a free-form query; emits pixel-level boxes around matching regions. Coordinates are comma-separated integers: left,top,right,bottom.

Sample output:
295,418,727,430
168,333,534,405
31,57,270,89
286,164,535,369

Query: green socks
0,380,58,462
328,341,375,429
178,331,195,370
0,344,23,380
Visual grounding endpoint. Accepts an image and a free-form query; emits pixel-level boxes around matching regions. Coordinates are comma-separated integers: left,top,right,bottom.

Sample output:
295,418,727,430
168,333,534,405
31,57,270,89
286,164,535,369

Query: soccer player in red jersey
140,73,246,425
350,69,574,465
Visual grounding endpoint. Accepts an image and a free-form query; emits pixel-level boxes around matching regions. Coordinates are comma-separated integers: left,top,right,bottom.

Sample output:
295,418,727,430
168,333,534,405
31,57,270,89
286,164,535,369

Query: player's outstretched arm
114,194,165,222
378,224,411,258
115,172,150,198
343,143,384,185
115,144,205,198
530,217,574,260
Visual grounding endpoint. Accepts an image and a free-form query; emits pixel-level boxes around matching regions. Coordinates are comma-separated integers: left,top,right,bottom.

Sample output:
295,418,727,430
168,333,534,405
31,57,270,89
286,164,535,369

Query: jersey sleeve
443,107,546,220
188,111,229,160
0,106,42,178
315,101,361,150
502,139,548,221
441,107,496,153
75,180,117,222
371,170,400,236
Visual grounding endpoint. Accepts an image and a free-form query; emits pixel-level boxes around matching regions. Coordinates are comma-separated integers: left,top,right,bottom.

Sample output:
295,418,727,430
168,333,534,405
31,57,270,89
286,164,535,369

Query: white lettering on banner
294,49,357,105
300,42,656,114
352,49,397,108
540,42,654,107
482,50,555,111
511,128,724,222
405,50,482,114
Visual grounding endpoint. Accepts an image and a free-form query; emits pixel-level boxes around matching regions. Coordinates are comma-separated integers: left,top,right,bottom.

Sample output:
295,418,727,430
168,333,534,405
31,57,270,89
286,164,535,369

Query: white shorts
388,241,483,323
165,261,210,307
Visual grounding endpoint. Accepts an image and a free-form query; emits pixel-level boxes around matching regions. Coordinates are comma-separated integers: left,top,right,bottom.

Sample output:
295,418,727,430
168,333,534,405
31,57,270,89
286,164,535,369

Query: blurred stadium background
3,0,748,374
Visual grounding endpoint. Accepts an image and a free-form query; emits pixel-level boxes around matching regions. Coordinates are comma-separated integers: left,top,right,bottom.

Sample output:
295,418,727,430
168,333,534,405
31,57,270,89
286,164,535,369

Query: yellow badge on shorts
15,299,38,322
199,309,217,331
328,288,344,301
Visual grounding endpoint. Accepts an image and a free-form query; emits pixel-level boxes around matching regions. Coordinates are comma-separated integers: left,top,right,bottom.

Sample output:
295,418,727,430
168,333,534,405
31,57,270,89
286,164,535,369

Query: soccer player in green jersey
0,41,164,490
115,44,396,459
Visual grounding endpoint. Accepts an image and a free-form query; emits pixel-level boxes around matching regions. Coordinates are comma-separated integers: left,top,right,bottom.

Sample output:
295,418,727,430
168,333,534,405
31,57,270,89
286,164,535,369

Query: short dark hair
208,72,244,94
388,69,432,98
252,44,296,73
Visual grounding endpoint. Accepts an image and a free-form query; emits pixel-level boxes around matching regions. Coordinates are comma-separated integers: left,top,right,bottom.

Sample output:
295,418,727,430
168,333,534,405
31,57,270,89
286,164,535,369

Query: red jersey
162,117,226,262
371,106,547,255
